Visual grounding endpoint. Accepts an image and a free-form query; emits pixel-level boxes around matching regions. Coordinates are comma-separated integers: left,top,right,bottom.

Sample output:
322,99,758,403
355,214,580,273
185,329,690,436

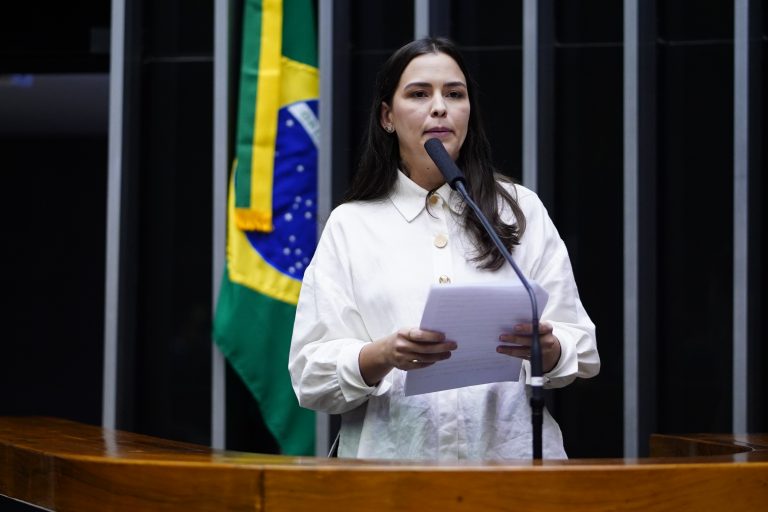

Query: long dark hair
345,37,526,271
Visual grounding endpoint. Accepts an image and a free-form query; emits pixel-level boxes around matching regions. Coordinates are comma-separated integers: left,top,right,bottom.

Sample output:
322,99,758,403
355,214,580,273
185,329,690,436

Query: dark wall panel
130,61,213,445
552,45,623,458
462,49,523,180
0,137,107,426
0,2,109,72
0,0,109,450
346,0,415,188
350,0,414,51
452,1,522,179
118,0,215,446
555,0,621,44
656,41,734,434
451,1,522,46
144,0,215,56
749,2,766,434
658,0,733,41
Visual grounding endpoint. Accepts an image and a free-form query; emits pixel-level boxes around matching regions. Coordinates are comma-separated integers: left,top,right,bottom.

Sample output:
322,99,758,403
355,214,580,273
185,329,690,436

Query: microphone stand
451,179,545,460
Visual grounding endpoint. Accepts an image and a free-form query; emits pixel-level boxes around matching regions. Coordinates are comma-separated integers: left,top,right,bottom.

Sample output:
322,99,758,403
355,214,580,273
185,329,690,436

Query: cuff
543,325,578,388
336,342,391,402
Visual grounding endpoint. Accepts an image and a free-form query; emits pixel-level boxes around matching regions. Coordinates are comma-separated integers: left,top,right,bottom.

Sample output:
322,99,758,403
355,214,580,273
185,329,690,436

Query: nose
430,95,447,117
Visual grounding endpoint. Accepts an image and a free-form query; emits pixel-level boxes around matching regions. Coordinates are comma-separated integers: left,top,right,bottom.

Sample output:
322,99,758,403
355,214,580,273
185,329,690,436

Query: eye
410,90,429,98
447,90,466,99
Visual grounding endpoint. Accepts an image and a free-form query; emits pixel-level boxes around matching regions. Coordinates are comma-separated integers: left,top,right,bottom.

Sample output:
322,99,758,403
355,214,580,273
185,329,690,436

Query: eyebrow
403,81,467,89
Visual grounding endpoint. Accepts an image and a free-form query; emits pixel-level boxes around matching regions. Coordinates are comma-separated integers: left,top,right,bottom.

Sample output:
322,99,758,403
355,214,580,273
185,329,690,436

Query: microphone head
423,138,466,190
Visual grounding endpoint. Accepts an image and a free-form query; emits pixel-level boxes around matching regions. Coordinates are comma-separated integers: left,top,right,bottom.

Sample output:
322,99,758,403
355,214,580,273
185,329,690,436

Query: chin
445,144,461,161
421,137,462,161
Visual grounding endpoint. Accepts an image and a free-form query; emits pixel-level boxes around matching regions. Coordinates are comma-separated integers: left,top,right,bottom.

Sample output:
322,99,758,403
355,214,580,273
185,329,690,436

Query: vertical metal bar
211,0,231,450
316,0,334,457
732,0,749,434
318,1,333,283
415,0,430,38
522,0,538,192
102,0,127,430
623,0,639,458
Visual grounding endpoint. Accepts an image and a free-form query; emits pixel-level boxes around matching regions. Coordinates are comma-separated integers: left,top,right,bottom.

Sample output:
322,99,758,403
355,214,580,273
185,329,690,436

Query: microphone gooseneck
424,138,545,460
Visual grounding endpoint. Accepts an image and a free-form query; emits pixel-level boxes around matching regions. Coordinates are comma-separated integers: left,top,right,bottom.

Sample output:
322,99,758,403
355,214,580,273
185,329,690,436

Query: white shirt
289,171,600,460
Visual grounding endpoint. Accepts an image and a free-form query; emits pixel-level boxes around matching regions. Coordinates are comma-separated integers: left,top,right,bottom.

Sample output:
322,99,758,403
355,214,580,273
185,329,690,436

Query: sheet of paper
404,280,548,396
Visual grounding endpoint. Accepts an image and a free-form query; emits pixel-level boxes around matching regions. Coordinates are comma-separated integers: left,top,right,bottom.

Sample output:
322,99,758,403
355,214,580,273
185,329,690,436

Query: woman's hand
497,321,561,373
359,327,456,386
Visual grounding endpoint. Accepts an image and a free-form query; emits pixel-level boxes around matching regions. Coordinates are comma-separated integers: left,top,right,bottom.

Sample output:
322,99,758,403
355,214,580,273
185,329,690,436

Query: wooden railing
1,417,767,511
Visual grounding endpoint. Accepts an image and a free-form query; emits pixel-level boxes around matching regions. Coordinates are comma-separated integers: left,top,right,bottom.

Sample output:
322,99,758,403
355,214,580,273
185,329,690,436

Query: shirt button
434,233,448,248
429,194,440,206
438,275,451,284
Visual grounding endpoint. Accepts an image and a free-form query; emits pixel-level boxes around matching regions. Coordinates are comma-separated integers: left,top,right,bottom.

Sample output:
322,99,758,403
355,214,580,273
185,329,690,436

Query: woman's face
381,52,470,181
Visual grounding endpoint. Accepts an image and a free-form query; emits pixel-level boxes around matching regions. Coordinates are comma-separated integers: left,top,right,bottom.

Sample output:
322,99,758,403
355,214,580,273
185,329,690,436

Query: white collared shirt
289,171,600,460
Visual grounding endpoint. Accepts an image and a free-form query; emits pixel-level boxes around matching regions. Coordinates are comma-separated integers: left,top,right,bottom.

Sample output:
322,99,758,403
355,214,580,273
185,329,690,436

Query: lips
424,127,454,139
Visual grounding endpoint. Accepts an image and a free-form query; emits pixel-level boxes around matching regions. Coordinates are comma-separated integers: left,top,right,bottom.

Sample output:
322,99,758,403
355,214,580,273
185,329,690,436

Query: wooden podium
1,417,766,511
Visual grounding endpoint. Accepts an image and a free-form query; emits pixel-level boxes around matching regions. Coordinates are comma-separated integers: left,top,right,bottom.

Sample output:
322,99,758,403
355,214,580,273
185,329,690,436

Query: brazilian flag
214,0,318,455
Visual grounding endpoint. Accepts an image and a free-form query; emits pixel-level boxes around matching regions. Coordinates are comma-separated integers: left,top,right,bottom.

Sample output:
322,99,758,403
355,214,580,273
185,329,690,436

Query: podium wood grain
1,417,767,511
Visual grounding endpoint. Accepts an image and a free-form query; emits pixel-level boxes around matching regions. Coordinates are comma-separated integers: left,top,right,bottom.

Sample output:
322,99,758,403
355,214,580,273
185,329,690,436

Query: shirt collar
389,170,464,222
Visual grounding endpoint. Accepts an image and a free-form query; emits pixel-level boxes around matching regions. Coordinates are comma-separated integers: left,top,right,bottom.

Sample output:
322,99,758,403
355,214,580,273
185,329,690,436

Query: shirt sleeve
288,211,390,415
519,190,601,389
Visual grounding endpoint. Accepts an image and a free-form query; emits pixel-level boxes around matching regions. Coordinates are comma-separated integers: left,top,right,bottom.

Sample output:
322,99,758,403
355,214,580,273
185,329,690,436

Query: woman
289,37,599,460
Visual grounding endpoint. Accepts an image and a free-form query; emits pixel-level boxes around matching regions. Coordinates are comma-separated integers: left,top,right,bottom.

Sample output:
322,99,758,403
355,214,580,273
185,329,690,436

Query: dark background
1,3,765,509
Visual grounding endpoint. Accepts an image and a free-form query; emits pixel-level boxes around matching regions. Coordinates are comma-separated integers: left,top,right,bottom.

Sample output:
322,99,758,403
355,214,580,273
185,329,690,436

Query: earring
385,125,394,133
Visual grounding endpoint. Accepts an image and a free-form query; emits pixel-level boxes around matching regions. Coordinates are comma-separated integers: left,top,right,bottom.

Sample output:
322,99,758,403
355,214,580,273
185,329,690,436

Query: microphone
424,138,466,189
424,138,546,460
